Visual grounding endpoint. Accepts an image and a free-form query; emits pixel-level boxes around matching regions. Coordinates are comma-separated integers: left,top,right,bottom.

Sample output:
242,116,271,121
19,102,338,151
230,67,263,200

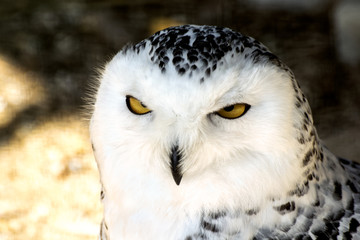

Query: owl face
90,25,304,208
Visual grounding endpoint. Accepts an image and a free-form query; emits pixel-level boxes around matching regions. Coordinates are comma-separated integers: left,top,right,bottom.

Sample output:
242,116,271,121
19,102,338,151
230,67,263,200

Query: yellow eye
216,103,250,119
126,96,151,115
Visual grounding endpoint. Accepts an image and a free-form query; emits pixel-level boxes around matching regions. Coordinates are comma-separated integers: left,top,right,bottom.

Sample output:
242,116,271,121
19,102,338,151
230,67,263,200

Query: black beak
170,145,183,185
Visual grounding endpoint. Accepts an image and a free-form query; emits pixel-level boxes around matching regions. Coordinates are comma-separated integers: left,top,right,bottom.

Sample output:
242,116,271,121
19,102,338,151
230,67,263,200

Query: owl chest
103,194,280,240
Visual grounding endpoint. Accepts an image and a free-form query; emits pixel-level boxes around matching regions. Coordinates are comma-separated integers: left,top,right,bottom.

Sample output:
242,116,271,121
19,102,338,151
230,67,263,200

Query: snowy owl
90,25,360,239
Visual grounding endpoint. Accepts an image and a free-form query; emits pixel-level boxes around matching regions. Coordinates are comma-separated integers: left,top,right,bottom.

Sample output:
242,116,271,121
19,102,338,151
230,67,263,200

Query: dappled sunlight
0,55,46,128
0,114,101,239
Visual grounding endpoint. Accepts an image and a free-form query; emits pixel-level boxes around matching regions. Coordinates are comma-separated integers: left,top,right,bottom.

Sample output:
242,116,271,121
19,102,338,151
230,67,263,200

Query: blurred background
0,0,359,239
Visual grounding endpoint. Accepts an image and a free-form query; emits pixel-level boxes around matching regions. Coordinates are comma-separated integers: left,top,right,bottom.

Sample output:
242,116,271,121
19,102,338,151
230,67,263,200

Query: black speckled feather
126,25,282,84
96,25,360,240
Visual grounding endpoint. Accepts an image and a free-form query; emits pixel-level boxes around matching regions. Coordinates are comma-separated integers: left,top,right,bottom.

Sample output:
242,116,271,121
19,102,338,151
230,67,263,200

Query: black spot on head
183,63,190,70
214,49,225,60
188,49,198,56
149,46,154,55
173,48,183,56
163,56,169,64
212,63,217,71
205,67,211,77
159,61,165,69
173,56,184,65
155,46,165,56
188,55,198,63
201,58,208,67
132,25,284,78
178,35,191,46
178,68,186,75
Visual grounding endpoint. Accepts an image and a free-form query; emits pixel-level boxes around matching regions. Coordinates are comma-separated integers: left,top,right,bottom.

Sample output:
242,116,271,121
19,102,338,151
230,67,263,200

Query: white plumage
90,25,360,239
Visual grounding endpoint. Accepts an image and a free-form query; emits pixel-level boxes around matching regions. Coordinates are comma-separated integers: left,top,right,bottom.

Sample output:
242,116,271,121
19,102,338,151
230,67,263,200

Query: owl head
90,25,314,209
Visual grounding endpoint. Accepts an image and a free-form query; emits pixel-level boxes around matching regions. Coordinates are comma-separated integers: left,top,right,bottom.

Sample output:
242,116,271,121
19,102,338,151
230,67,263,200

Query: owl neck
286,90,348,206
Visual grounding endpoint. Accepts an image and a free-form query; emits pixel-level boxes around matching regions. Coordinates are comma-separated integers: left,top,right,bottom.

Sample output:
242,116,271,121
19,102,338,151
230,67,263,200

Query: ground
0,58,101,240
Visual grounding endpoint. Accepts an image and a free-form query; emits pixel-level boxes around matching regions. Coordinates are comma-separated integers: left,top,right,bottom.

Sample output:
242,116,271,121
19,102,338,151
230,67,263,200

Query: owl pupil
224,105,234,112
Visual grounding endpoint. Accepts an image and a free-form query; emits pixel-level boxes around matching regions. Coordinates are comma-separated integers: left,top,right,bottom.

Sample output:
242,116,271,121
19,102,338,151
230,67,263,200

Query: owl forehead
126,25,279,84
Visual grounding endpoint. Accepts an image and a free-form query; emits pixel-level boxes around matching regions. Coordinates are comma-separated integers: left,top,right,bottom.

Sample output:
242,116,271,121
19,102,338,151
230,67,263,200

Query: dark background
0,0,359,159
0,0,359,239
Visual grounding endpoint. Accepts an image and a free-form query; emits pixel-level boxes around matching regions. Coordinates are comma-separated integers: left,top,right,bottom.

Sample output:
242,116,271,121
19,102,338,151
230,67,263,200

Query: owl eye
216,103,250,119
126,95,152,115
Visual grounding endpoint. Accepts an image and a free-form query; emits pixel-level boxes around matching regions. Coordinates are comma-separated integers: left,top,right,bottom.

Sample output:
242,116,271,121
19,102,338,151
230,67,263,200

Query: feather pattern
90,25,360,239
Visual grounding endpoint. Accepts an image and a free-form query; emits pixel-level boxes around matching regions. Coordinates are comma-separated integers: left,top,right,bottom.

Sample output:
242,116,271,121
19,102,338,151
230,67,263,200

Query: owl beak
170,145,183,185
